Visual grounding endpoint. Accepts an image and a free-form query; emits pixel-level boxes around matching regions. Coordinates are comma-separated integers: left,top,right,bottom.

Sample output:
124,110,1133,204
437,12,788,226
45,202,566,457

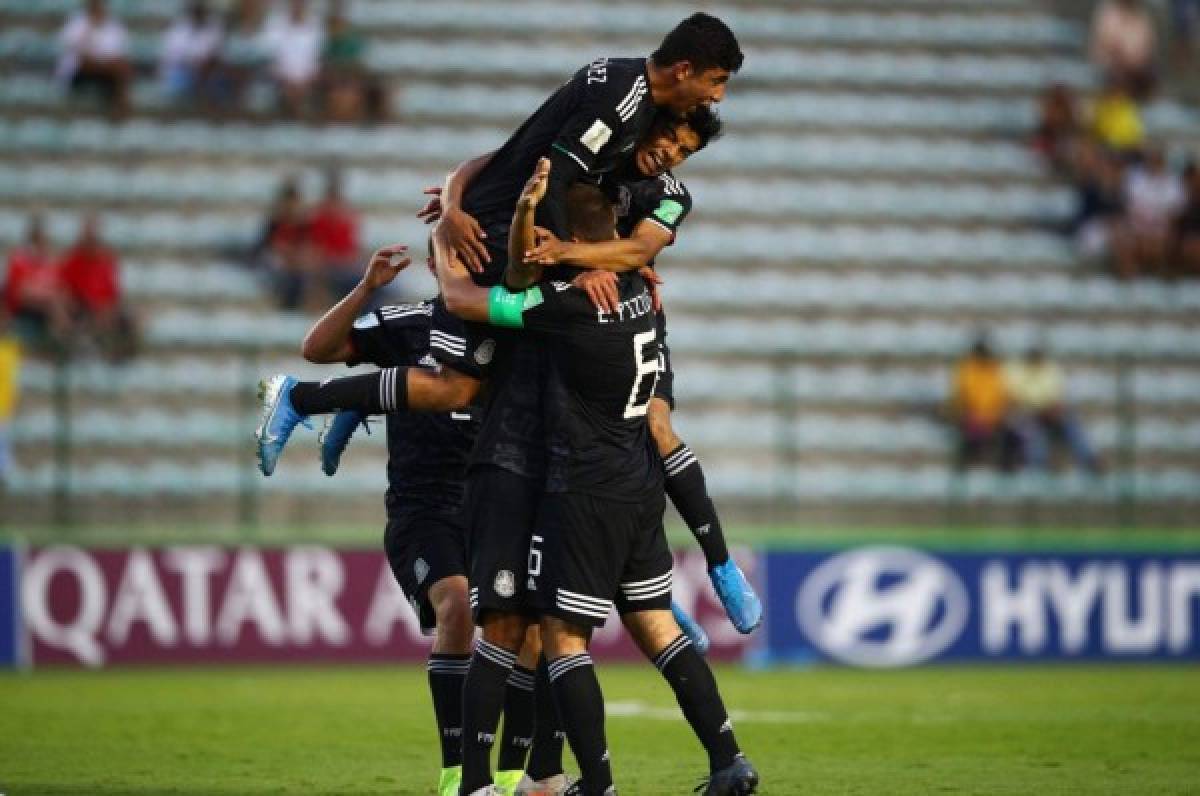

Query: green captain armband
487,285,544,328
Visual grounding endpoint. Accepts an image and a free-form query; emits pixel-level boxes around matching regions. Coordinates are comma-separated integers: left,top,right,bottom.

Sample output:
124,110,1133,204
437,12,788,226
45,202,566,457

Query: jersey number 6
623,329,660,419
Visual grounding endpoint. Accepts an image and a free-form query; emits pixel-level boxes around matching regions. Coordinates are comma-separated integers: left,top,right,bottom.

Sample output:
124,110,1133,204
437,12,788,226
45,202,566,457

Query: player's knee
480,612,529,651
647,399,681,455
539,616,589,659
621,609,679,660
434,597,473,650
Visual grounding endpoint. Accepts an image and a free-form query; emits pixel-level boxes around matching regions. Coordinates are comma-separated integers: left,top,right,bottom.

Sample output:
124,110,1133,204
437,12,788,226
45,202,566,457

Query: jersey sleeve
346,303,432,368
639,175,693,240
550,62,647,176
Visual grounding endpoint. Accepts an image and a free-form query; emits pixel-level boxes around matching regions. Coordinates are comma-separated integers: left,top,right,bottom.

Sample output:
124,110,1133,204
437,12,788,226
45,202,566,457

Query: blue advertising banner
765,547,1200,666
0,546,18,668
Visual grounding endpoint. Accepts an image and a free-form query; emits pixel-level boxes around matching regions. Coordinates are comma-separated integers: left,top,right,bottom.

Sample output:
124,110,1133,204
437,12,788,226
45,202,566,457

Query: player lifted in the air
435,159,759,795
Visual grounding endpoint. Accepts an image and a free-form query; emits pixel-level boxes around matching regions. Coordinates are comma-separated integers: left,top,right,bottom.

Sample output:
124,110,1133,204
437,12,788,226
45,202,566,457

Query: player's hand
361,244,411,290
573,270,619,314
525,226,566,265
437,206,490,273
639,266,663,312
518,157,550,208
415,186,443,224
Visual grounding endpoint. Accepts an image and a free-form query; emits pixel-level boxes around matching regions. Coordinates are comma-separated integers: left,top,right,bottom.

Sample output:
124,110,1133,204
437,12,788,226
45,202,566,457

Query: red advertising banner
21,546,757,667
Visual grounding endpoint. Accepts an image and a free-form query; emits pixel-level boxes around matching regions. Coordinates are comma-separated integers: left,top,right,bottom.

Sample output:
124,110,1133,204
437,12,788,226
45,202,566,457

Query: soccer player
437,160,759,795
521,107,762,634
256,244,478,796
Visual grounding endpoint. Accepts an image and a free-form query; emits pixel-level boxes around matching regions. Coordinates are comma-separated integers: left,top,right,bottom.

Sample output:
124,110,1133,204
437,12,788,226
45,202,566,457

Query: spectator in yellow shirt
0,314,20,484
1005,347,1102,474
950,335,1019,471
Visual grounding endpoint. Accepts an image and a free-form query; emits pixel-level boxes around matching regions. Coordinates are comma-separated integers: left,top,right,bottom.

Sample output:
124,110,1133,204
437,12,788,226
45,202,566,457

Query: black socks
427,653,470,768
548,653,612,794
289,367,408,415
460,639,517,793
662,443,730,568
497,664,537,772
525,656,566,781
654,634,740,772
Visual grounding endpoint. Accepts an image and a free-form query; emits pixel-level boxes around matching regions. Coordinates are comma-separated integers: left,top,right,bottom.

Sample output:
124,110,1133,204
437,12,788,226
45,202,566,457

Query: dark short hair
566,183,616,243
684,104,723,151
652,12,743,75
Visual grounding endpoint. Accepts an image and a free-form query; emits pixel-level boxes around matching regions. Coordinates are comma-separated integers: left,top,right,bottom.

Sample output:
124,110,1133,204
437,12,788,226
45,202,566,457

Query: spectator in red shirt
308,171,363,300
3,213,71,346
59,212,137,361
255,177,314,309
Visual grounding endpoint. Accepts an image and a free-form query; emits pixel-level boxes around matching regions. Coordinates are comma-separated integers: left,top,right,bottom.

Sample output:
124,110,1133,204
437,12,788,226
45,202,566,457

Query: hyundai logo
797,547,969,667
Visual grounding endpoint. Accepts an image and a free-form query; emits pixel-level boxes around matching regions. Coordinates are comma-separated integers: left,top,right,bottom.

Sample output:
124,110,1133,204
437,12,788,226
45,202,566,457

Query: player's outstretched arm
526,220,672,272
505,158,550,290
301,244,411,363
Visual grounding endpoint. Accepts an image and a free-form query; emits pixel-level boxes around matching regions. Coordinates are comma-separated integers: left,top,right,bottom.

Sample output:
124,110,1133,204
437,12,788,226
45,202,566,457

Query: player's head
566,184,617,243
425,234,436,276
651,13,743,114
634,105,723,177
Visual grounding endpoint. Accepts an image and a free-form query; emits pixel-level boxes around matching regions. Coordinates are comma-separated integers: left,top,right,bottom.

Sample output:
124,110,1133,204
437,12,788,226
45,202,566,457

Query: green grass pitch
1,664,1198,794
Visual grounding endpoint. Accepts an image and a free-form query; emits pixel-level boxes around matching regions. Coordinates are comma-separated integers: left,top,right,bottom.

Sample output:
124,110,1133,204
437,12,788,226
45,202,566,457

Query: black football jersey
518,272,662,502
463,331,548,482
606,169,693,247
348,299,479,517
462,57,656,246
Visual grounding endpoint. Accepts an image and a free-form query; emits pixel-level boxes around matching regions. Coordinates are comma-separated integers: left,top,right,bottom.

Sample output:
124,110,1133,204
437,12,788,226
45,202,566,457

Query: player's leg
519,648,572,794
616,506,758,795
384,515,473,795
531,493,629,796
255,367,479,475
648,394,761,634
495,625,539,792
460,467,541,795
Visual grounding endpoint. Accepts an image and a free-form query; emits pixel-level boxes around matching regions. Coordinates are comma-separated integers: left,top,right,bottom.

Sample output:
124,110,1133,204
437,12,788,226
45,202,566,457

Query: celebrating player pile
255,13,759,796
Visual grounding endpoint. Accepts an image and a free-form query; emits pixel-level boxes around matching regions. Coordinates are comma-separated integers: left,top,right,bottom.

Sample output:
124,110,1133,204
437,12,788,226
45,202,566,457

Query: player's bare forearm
505,198,544,289
302,244,411,363
301,282,373,364
505,158,551,289
555,238,655,271
433,222,491,323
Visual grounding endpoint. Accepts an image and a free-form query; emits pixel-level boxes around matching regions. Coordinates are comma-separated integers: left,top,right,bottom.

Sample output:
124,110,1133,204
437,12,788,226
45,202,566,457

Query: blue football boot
671,599,710,655
255,374,310,476
320,410,368,476
709,559,763,634
696,755,759,795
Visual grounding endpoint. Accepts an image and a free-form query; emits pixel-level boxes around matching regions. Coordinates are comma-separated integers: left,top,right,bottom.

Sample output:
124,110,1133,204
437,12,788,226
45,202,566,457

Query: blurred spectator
308,172,363,300
0,314,18,486
949,335,1019,472
3,214,71,347
1171,162,1200,276
58,213,138,362
1032,83,1081,172
255,178,313,310
1090,0,1158,100
1090,79,1145,153
1172,0,1200,66
1005,346,1102,474
217,0,270,112
262,0,325,118
320,0,387,123
1071,141,1132,262
56,0,133,117
1118,145,1185,278
159,1,224,108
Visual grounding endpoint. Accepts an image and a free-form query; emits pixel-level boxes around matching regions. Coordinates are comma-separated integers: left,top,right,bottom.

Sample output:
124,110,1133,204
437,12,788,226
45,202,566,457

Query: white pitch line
606,700,826,724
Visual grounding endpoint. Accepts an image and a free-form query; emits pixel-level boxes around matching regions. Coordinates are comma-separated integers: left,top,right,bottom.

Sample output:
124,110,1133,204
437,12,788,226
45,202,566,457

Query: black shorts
384,508,468,634
654,309,674,409
463,465,541,623
530,490,673,628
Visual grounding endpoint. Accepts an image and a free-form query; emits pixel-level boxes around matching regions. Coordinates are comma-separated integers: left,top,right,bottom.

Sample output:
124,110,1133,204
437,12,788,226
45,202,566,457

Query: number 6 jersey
510,271,661,503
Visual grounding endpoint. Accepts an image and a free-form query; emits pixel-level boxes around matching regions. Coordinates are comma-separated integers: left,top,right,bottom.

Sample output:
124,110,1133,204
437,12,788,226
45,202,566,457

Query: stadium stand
1,0,1197,527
